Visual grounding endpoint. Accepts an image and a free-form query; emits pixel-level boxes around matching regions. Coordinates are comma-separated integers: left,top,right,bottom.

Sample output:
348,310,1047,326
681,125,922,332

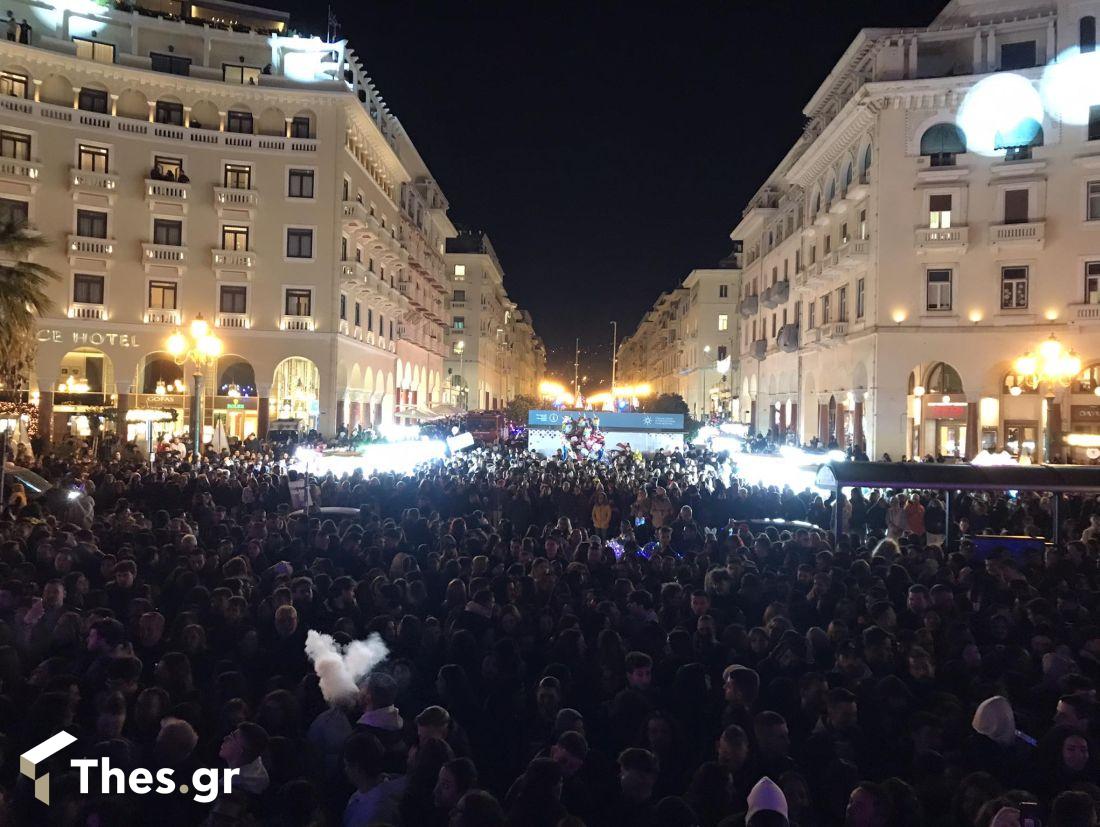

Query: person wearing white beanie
746,776,789,826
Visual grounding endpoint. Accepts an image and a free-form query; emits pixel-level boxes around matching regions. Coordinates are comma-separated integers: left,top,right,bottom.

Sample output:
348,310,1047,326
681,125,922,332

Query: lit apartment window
284,288,312,317
1004,189,1029,224
78,143,109,173
150,52,191,76
286,228,314,259
76,209,107,238
73,274,104,305
1001,266,1029,309
154,155,182,179
718,314,729,332
155,100,184,125
0,71,27,98
453,264,466,278
0,197,28,227
290,116,311,138
221,225,249,250
1087,262,1100,304
148,280,177,310
288,168,315,198
224,164,251,189
220,285,247,314
153,219,182,246
840,222,849,245
856,278,865,319
926,269,952,311
226,110,253,134
929,194,952,229
453,316,465,330
223,64,261,85
74,37,115,64
0,130,27,161
859,209,867,240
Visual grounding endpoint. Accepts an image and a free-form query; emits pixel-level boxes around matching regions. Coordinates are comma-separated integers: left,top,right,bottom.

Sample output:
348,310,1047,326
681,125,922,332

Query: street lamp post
166,314,223,456
702,345,711,419
1009,334,1081,463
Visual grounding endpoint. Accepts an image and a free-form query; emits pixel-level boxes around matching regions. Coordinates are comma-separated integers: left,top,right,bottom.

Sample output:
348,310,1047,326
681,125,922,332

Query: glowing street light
165,313,223,454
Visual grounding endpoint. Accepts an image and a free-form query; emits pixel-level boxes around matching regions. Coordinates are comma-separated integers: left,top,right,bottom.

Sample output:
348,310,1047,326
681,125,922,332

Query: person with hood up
965,695,1034,787
746,776,789,826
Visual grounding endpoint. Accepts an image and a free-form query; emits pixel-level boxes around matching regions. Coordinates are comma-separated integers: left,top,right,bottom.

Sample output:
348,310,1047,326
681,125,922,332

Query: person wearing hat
746,776,789,826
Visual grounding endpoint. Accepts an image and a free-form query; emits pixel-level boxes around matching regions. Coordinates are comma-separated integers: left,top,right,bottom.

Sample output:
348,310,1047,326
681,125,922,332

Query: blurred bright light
293,440,446,476
1041,48,1100,125
379,422,421,441
957,72,1044,156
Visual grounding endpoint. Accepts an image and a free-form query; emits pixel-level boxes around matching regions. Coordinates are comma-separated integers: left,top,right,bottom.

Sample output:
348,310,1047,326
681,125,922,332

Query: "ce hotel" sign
37,329,141,348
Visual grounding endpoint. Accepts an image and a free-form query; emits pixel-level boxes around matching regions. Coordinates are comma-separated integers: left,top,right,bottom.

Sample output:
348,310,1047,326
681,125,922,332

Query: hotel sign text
37,329,140,348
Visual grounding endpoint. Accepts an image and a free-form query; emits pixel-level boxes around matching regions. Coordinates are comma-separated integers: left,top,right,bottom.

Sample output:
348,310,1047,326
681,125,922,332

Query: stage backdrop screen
527,410,685,432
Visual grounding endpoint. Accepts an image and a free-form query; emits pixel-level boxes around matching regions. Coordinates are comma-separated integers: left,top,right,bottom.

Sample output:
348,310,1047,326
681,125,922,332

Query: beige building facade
735,0,1100,461
0,0,520,442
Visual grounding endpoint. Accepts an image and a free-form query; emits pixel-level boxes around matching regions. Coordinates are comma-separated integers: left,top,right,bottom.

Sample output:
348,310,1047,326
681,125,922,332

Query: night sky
272,0,946,386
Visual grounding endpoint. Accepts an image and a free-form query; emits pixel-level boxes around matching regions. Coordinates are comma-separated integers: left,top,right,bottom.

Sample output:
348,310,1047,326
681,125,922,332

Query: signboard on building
1072,405,1100,421
36,329,141,348
527,409,684,432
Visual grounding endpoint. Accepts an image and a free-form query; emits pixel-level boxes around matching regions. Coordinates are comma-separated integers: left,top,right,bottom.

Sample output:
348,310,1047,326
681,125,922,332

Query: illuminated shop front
272,357,320,431
53,348,116,439
213,356,259,441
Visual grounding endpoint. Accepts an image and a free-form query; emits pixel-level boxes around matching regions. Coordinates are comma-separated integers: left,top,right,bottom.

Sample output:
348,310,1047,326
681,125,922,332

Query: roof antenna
326,5,340,42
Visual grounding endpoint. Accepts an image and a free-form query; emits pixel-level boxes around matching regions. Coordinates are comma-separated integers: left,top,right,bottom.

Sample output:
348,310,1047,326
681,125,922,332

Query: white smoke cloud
305,630,389,707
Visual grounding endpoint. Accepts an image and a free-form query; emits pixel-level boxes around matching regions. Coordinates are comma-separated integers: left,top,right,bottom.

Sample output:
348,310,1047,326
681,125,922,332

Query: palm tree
0,221,57,392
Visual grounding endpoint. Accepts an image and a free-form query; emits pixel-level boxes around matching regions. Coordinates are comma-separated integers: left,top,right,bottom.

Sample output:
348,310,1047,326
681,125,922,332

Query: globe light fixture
1011,334,1081,460
165,313,224,454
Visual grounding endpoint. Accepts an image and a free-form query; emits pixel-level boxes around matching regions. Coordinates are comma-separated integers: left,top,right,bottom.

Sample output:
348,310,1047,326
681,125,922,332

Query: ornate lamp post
166,314,223,455
1009,334,1081,462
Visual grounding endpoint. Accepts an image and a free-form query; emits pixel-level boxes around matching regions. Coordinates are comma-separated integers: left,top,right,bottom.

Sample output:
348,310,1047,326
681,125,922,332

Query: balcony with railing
280,315,314,332
1069,303,1100,324
70,168,119,194
0,156,39,185
820,321,849,346
215,186,260,211
142,243,186,265
145,179,189,205
212,249,258,270
67,235,114,259
990,221,1045,250
840,238,870,268
144,308,180,325
915,225,969,254
69,302,105,320
738,294,759,317
217,312,250,329
821,250,844,280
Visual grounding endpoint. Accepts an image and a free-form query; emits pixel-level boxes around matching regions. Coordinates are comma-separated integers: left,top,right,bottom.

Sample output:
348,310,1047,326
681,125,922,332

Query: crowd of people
1,433,1099,827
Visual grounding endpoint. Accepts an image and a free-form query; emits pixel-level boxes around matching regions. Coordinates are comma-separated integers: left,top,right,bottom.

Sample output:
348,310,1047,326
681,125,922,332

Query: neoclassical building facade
735,0,1100,461
0,0,530,442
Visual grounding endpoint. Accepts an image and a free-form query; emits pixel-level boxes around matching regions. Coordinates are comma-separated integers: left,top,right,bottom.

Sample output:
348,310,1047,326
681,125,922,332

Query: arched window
860,144,873,184
842,163,853,192
925,362,964,394
919,123,967,167
826,179,836,205
1076,364,1100,393
1003,373,1038,394
995,120,1043,161
1082,16,1097,53
812,191,821,216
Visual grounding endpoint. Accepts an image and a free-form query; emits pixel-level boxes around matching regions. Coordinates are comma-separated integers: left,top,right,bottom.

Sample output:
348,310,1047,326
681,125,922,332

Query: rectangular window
795,249,802,271
0,197,28,227
150,52,191,76
1001,266,1029,309
0,71,27,98
223,64,261,85
856,277,865,319
354,302,361,327
77,87,107,113
810,246,816,264
808,301,816,328
453,290,466,302
751,320,756,340
155,100,183,125
840,222,849,245
73,274,104,304
290,116,310,138
1088,181,1100,221
454,264,466,278
771,267,778,285
153,218,182,246
719,284,728,298
822,294,831,324
1087,262,1100,305
783,260,789,279
226,110,253,134
859,209,868,239
339,293,347,321
76,209,107,238
1090,105,1100,141
926,268,953,311
717,345,728,361
718,314,729,331
838,286,848,320
453,316,465,330
0,130,29,160
78,144,109,173
1000,40,1037,70
153,155,182,179
74,37,115,64
287,168,314,198
221,225,249,250
224,164,251,189
219,285,247,314
285,288,312,317
148,280,177,310
824,235,831,254
286,228,314,258
929,194,952,228
1004,189,1029,224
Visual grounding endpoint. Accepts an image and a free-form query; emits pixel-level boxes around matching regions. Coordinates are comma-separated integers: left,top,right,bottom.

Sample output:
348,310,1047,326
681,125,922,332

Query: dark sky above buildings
274,0,946,385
